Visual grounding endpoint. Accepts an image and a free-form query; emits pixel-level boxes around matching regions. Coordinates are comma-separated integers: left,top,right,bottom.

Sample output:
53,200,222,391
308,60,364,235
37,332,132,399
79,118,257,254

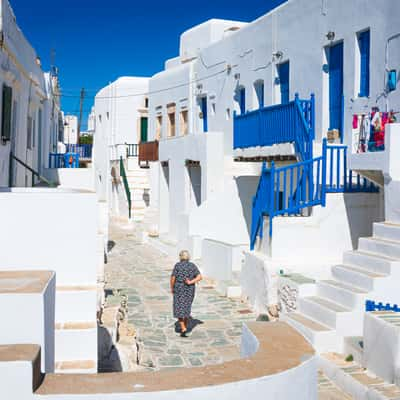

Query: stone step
55,286,98,323
55,321,97,363
317,280,367,309
343,250,398,276
319,353,400,400
318,371,353,400
373,221,400,243
358,237,400,259
280,312,343,353
298,296,362,336
331,264,388,292
55,359,97,374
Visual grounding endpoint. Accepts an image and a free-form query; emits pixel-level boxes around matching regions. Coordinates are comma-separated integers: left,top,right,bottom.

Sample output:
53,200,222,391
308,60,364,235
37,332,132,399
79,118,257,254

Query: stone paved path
105,220,257,370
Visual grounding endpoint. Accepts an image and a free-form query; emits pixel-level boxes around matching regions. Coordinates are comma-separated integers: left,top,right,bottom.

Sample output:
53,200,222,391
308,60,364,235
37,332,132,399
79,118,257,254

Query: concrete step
55,359,97,374
358,237,400,259
331,264,388,292
317,280,367,309
319,353,400,400
318,371,353,400
280,312,342,353
298,296,362,336
343,250,398,276
55,286,97,323
373,221,400,243
55,321,97,363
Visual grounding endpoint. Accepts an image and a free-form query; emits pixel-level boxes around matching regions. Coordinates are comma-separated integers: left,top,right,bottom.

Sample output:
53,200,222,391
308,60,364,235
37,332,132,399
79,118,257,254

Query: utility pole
77,87,85,143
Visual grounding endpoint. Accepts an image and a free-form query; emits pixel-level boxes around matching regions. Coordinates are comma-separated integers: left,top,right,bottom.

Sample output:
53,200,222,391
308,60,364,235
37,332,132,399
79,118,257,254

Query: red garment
352,115,358,129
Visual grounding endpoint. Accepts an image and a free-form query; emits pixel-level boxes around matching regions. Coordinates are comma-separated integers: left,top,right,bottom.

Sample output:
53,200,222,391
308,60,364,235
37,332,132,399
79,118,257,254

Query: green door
140,117,148,143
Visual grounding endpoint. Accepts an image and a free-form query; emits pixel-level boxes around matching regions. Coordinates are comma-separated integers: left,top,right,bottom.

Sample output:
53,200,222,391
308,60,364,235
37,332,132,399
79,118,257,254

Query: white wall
63,116,78,145
0,188,98,286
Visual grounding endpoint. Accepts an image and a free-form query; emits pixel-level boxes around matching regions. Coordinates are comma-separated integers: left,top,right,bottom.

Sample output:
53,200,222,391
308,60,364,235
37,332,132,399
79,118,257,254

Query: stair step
55,286,97,323
281,312,343,353
318,371,353,400
55,359,97,374
359,237,400,259
299,296,362,335
55,321,97,362
343,250,397,275
317,280,367,309
332,264,387,291
373,221,400,242
319,353,400,400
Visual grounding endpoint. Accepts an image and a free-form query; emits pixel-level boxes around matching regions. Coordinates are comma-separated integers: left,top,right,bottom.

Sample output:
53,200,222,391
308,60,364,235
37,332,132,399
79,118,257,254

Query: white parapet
0,270,55,373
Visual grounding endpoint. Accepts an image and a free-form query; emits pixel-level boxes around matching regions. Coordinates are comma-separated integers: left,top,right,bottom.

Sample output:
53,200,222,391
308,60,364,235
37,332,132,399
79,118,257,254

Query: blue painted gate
329,42,344,135
201,97,208,132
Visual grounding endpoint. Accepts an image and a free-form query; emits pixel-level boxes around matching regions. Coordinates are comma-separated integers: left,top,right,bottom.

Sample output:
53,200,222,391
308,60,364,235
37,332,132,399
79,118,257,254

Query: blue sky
10,0,286,128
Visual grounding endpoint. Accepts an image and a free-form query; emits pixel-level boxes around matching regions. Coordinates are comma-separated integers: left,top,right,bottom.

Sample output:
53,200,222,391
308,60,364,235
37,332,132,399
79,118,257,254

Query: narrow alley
103,220,257,371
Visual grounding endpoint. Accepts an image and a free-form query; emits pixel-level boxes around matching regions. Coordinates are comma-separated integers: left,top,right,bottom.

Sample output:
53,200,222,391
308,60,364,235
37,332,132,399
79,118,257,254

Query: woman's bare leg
178,318,187,333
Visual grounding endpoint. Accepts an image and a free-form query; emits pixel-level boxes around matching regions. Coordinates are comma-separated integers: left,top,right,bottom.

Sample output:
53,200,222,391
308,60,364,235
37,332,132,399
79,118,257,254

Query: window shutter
359,30,370,97
2,85,12,141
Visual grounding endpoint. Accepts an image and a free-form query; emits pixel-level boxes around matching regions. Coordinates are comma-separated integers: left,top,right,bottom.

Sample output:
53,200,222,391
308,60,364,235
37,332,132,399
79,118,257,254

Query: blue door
201,97,208,132
329,42,344,134
278,61,290,104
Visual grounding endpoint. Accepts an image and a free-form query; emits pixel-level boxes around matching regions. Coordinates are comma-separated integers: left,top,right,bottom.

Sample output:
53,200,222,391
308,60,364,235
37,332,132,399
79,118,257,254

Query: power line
55,68,229,100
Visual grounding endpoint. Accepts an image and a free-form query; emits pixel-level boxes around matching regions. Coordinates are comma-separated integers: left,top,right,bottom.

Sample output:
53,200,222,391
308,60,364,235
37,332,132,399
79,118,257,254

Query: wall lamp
272,51,283,62
326,31,335,41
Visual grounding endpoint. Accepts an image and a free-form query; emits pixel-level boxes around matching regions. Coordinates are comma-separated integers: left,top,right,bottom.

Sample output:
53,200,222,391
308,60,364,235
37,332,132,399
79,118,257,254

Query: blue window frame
278,61,290,104
239,87,246,114
358,30,370,97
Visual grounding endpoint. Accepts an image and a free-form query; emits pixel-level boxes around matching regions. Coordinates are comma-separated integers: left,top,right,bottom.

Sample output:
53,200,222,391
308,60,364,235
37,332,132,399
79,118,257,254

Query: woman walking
170,250,202,337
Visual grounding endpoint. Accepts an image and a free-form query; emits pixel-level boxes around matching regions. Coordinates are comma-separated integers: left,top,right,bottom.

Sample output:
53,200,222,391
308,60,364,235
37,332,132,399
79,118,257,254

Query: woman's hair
179,250,190,262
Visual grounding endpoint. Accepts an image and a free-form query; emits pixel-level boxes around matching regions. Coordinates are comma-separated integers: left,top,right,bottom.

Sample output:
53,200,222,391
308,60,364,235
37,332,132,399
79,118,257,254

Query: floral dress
171,261,200,318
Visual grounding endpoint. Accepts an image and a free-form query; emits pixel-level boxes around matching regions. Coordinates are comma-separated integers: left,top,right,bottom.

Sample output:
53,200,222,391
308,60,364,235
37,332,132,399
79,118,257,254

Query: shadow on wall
236,176,261,237
98,324,123,373
344,192,385,249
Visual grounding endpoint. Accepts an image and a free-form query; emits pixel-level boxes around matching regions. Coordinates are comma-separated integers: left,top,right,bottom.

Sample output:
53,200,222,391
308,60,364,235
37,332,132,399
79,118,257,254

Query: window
144,97,149,108
254,80,264,109
358,29,370,97
1,85,12,141
180,110,188,135
156,115,162,140
167,103,176,137
32,118,36,148
27,116,32,149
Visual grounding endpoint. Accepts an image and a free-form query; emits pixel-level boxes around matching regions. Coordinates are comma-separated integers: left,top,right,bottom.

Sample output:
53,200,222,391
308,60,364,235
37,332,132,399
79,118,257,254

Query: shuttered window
1,85,12,141
359,30,370,97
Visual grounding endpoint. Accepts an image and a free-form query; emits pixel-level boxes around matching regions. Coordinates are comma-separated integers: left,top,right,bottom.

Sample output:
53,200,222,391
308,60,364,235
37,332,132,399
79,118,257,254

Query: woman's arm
170,275,176,294
186,274,203,285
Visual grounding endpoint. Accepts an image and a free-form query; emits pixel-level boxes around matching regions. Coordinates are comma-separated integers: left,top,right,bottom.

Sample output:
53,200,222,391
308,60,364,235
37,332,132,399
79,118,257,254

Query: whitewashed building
93,77,150,221
63,115,78,144
143,0,400,327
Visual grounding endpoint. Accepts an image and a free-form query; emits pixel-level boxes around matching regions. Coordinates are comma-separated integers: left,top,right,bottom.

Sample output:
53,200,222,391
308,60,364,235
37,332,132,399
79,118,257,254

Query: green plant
345,354,354,362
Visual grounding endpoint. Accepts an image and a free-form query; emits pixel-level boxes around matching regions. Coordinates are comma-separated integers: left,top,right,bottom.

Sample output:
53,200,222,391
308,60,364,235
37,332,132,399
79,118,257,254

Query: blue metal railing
366,300,400,312
234,93,315,161
49,153,80,168
250,140,380,250
323,139,379,193
250,155,325,250
65,144,92,159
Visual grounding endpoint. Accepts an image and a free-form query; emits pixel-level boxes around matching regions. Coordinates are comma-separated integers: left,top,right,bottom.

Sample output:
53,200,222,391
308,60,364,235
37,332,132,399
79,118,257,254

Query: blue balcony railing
250,139,380,250
234,93,315,161
65,144,92,159
366,300,400,312
49,153,80,169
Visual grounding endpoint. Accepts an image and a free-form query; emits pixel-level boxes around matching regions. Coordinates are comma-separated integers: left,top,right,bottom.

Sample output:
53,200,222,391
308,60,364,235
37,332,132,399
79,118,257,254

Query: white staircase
126,158,150,222
282,221,400,353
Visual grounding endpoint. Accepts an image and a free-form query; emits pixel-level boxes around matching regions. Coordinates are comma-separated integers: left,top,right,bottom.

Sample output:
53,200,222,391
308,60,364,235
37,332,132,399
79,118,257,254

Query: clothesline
353,109,397,153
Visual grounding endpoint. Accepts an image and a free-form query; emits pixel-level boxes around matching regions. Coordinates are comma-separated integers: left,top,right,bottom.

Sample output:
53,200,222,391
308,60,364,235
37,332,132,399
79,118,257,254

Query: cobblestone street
104,220,256,370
